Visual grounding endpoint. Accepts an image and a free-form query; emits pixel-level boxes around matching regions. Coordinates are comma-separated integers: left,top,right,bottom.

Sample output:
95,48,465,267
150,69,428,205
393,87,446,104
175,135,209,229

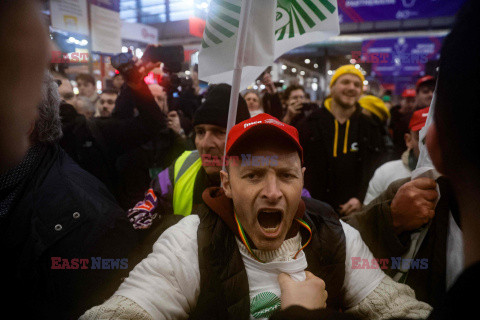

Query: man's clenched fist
391,177,438,234
278,271,328,310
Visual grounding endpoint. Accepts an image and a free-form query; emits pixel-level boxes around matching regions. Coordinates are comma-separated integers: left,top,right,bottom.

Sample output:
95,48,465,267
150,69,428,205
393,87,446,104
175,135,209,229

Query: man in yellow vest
127,83,250,234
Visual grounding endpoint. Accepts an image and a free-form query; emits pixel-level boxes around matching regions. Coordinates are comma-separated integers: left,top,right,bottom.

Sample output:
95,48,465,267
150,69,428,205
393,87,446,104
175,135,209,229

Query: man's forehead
101,93,117,98
195,123,225,131
336,73,362,83
236,150,301,168
290,89,305,96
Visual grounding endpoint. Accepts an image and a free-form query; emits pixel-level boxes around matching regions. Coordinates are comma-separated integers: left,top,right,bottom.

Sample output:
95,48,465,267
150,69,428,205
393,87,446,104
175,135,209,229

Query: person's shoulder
375,159,405,175
53,146,124,221
303,197,341,227
151,215,200,250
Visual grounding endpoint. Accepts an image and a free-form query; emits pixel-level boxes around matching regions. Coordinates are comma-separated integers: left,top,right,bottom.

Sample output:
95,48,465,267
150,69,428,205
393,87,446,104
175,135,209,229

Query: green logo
276,0,336,40
250,291,281,318
202,0,241,48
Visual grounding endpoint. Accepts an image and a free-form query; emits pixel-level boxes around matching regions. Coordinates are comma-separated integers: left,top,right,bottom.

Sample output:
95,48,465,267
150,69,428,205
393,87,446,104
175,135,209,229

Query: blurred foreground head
0,0,50,172
426,0,480,186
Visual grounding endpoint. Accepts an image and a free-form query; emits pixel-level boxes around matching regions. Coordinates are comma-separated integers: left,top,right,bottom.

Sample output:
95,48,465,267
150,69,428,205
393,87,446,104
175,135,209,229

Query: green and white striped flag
199,0,339,89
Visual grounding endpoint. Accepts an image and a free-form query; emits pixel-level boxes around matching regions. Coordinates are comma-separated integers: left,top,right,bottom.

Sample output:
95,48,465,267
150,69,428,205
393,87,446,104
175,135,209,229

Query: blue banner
359,37,443,94
338,0,466,23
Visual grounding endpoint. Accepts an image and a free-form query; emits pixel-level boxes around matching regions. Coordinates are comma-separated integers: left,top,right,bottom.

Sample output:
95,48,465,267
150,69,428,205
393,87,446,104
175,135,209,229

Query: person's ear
404,132,413,149
426,123,446,174
220,169,233,199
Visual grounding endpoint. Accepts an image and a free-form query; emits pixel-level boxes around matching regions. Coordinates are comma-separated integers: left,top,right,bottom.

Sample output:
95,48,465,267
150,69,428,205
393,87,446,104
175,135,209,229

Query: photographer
59,55,167,201
115,83,191,210
260,71,284,119
281,84,317,129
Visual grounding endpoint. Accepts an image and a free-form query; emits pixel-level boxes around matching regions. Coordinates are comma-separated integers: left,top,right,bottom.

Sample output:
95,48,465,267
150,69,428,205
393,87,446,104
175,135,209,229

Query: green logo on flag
250,291,281,318
202,0,241,48
276,0,336,40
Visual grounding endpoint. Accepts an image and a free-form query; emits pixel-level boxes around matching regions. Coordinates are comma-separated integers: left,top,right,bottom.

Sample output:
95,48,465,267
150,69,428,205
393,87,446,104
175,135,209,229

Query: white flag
199,0,340,90
274,0,339,58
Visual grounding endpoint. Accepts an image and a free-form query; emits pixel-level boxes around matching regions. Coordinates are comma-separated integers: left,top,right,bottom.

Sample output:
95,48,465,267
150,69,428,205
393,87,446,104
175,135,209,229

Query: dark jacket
59,82,167,199
190,189,346,320
262,91,284,120
115,127,188,210
0,143,139,319
299,100,386,211
343,176,459,307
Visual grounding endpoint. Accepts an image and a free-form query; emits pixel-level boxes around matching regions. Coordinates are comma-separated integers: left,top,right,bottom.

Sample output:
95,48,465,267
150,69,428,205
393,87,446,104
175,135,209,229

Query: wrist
390,205,404,235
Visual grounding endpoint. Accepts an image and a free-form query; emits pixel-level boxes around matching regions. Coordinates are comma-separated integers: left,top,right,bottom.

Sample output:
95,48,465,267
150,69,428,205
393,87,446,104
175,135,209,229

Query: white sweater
364,158,412,205
81,215,431,320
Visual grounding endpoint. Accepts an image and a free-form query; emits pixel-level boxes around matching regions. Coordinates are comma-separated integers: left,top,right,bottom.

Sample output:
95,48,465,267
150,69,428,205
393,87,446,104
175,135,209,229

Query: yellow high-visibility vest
172,150,203,216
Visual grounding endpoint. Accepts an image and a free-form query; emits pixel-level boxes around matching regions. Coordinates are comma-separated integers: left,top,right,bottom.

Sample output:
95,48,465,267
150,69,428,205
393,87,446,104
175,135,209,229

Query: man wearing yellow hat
299,65,386,215
359,95,391,124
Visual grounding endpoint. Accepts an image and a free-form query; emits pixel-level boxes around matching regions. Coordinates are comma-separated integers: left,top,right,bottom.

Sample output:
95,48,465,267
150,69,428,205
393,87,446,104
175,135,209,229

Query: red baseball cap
416,76,435,91
402,88,416,98
226,113,303,162
409,107,430,131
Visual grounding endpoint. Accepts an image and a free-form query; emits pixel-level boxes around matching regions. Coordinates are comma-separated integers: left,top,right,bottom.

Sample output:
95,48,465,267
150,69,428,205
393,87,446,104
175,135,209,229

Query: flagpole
222,0,254,172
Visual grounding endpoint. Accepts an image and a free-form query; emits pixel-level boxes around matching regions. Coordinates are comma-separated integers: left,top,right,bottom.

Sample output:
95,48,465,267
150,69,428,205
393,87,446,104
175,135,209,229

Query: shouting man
82,114,430,320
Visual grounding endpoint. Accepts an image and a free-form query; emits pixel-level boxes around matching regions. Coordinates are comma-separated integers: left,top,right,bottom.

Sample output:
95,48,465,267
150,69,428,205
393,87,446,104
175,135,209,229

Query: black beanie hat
193,83,250,127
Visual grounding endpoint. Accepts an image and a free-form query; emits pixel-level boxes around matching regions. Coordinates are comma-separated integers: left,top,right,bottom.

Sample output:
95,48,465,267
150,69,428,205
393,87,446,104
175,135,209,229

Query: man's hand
126,50,161,89
282,101,303,124
390,177,438,235
261,73,277,94
167,111,183,135
339,197,362,216
278,271,327,310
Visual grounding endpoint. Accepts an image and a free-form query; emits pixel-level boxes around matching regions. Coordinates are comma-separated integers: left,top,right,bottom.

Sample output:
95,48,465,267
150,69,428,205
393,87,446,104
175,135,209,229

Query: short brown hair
76,73,95,86
283,85,305,101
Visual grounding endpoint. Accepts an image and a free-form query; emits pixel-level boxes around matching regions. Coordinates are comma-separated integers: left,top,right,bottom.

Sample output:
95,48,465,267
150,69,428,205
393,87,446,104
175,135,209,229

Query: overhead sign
338,0,467,22
50,0,89,35
90,4,122,54
361,37,443,78
121,21,158,44
361,36,443,94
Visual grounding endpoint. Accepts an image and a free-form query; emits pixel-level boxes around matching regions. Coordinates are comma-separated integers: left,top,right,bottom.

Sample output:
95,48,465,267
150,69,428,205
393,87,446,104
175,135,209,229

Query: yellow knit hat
358,95,391,122
330,65,365,88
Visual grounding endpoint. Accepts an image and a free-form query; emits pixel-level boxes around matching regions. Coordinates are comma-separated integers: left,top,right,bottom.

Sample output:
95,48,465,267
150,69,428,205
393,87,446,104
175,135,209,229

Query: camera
111,45,184,83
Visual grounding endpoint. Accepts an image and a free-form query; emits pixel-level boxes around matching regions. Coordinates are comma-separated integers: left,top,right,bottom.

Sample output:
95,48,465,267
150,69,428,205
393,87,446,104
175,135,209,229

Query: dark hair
101,88,118,95
76,73,95,86
283,84,305,100
434,0,480,177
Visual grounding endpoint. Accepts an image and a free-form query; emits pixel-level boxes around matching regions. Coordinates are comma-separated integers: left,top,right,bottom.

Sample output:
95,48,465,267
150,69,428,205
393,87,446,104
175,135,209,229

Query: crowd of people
1,0,479,319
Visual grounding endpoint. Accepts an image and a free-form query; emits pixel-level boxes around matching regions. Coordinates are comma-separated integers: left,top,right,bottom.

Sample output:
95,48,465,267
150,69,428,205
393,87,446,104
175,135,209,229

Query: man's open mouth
257,209,283,234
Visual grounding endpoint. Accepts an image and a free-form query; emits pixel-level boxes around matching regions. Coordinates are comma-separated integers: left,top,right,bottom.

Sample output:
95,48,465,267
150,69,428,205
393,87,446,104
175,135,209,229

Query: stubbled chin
254,238,284,251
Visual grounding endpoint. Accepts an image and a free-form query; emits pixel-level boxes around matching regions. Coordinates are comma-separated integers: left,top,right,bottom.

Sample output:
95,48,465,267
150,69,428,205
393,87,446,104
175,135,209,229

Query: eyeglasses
100,99,115,105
